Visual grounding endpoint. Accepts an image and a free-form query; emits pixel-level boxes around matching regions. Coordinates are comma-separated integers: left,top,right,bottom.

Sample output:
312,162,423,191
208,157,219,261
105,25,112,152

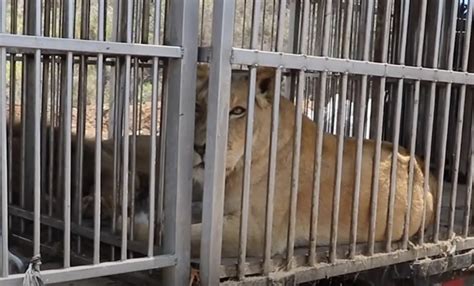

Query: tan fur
192,66,436,258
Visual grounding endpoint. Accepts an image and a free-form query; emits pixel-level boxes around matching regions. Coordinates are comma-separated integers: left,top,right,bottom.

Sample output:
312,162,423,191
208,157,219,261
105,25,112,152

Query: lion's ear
255,67,275,107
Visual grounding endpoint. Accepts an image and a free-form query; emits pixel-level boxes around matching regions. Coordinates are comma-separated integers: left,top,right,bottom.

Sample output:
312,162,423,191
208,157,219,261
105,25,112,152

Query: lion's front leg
190,214,242,259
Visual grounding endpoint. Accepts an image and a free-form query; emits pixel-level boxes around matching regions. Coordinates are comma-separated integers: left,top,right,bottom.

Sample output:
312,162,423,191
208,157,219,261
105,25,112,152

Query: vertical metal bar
121,0,133,260
199,0,234,284
93,0,106,265
385,0,410,252
147,0,161,258
330,0,353,263
284,0,298,100
63,0,74,268
368,0,393,255
200,0,206,46
402,0,428,249
8,0,18,230
260,0,267,50
74,0,91,254
156,71,167,248
41,0,51,245
309,0,332,266
263,68,281,275
286,0,309,269
441,0,460,239
161,0,198,284
25,0,43,258
349,0,374,259
263,0,285,274
462,1,474,238
238,67,257,280
0,0,8,277
420,0,443,244
238,0,261,279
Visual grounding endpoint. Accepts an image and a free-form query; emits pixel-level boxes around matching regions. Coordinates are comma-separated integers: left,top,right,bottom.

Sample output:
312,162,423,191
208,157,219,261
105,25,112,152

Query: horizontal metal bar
0,255,176,285
8,206,159,255
220,237,474,284
231,48,474,84
0,34,183,57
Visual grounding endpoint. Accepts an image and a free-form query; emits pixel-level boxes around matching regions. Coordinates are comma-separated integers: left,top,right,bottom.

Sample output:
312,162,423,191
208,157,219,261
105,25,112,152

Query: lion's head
193,65,276,180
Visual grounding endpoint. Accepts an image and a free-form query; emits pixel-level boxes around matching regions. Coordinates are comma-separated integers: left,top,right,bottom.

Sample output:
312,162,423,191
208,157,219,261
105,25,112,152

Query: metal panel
199,0,235,284
161,0,199,284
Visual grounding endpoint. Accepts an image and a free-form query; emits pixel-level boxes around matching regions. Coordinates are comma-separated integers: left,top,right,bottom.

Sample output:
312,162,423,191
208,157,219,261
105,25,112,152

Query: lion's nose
194,144,206,157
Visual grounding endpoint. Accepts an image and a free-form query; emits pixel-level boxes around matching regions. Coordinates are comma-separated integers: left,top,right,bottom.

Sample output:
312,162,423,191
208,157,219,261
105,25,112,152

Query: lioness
191,66,436,258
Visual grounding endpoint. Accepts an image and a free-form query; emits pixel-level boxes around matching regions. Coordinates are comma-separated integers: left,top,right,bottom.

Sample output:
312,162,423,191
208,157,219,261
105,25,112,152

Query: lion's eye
230,106,246,117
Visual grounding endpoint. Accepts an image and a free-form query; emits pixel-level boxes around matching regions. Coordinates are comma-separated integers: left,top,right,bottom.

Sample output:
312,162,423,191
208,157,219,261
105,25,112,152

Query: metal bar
230,49,474,85
0,255,176,286
238,0,262,279
156,71,167,249
161,0,198,284
420,0,444,244
442,0,461,239
0,0,7,276
148,0,161,257
263,0,286,273
287,0,309,269
286,70,305,268
349,0,374,258
250,0,262,49
148,59,158,256
47,54,57,233
329,0,353,263
25,0,43,257
309,0,332,266
402,0,428,249
41,0,52,244
467,108,474,237
74,0,91,255
121,0,133,260
93,0,106,264
199,0,235,284
62,0,74,268
0,34,182,58
462,1,474,238
238,67,257,280
263,68,282,275
368,0,393,255
385,0,410,252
